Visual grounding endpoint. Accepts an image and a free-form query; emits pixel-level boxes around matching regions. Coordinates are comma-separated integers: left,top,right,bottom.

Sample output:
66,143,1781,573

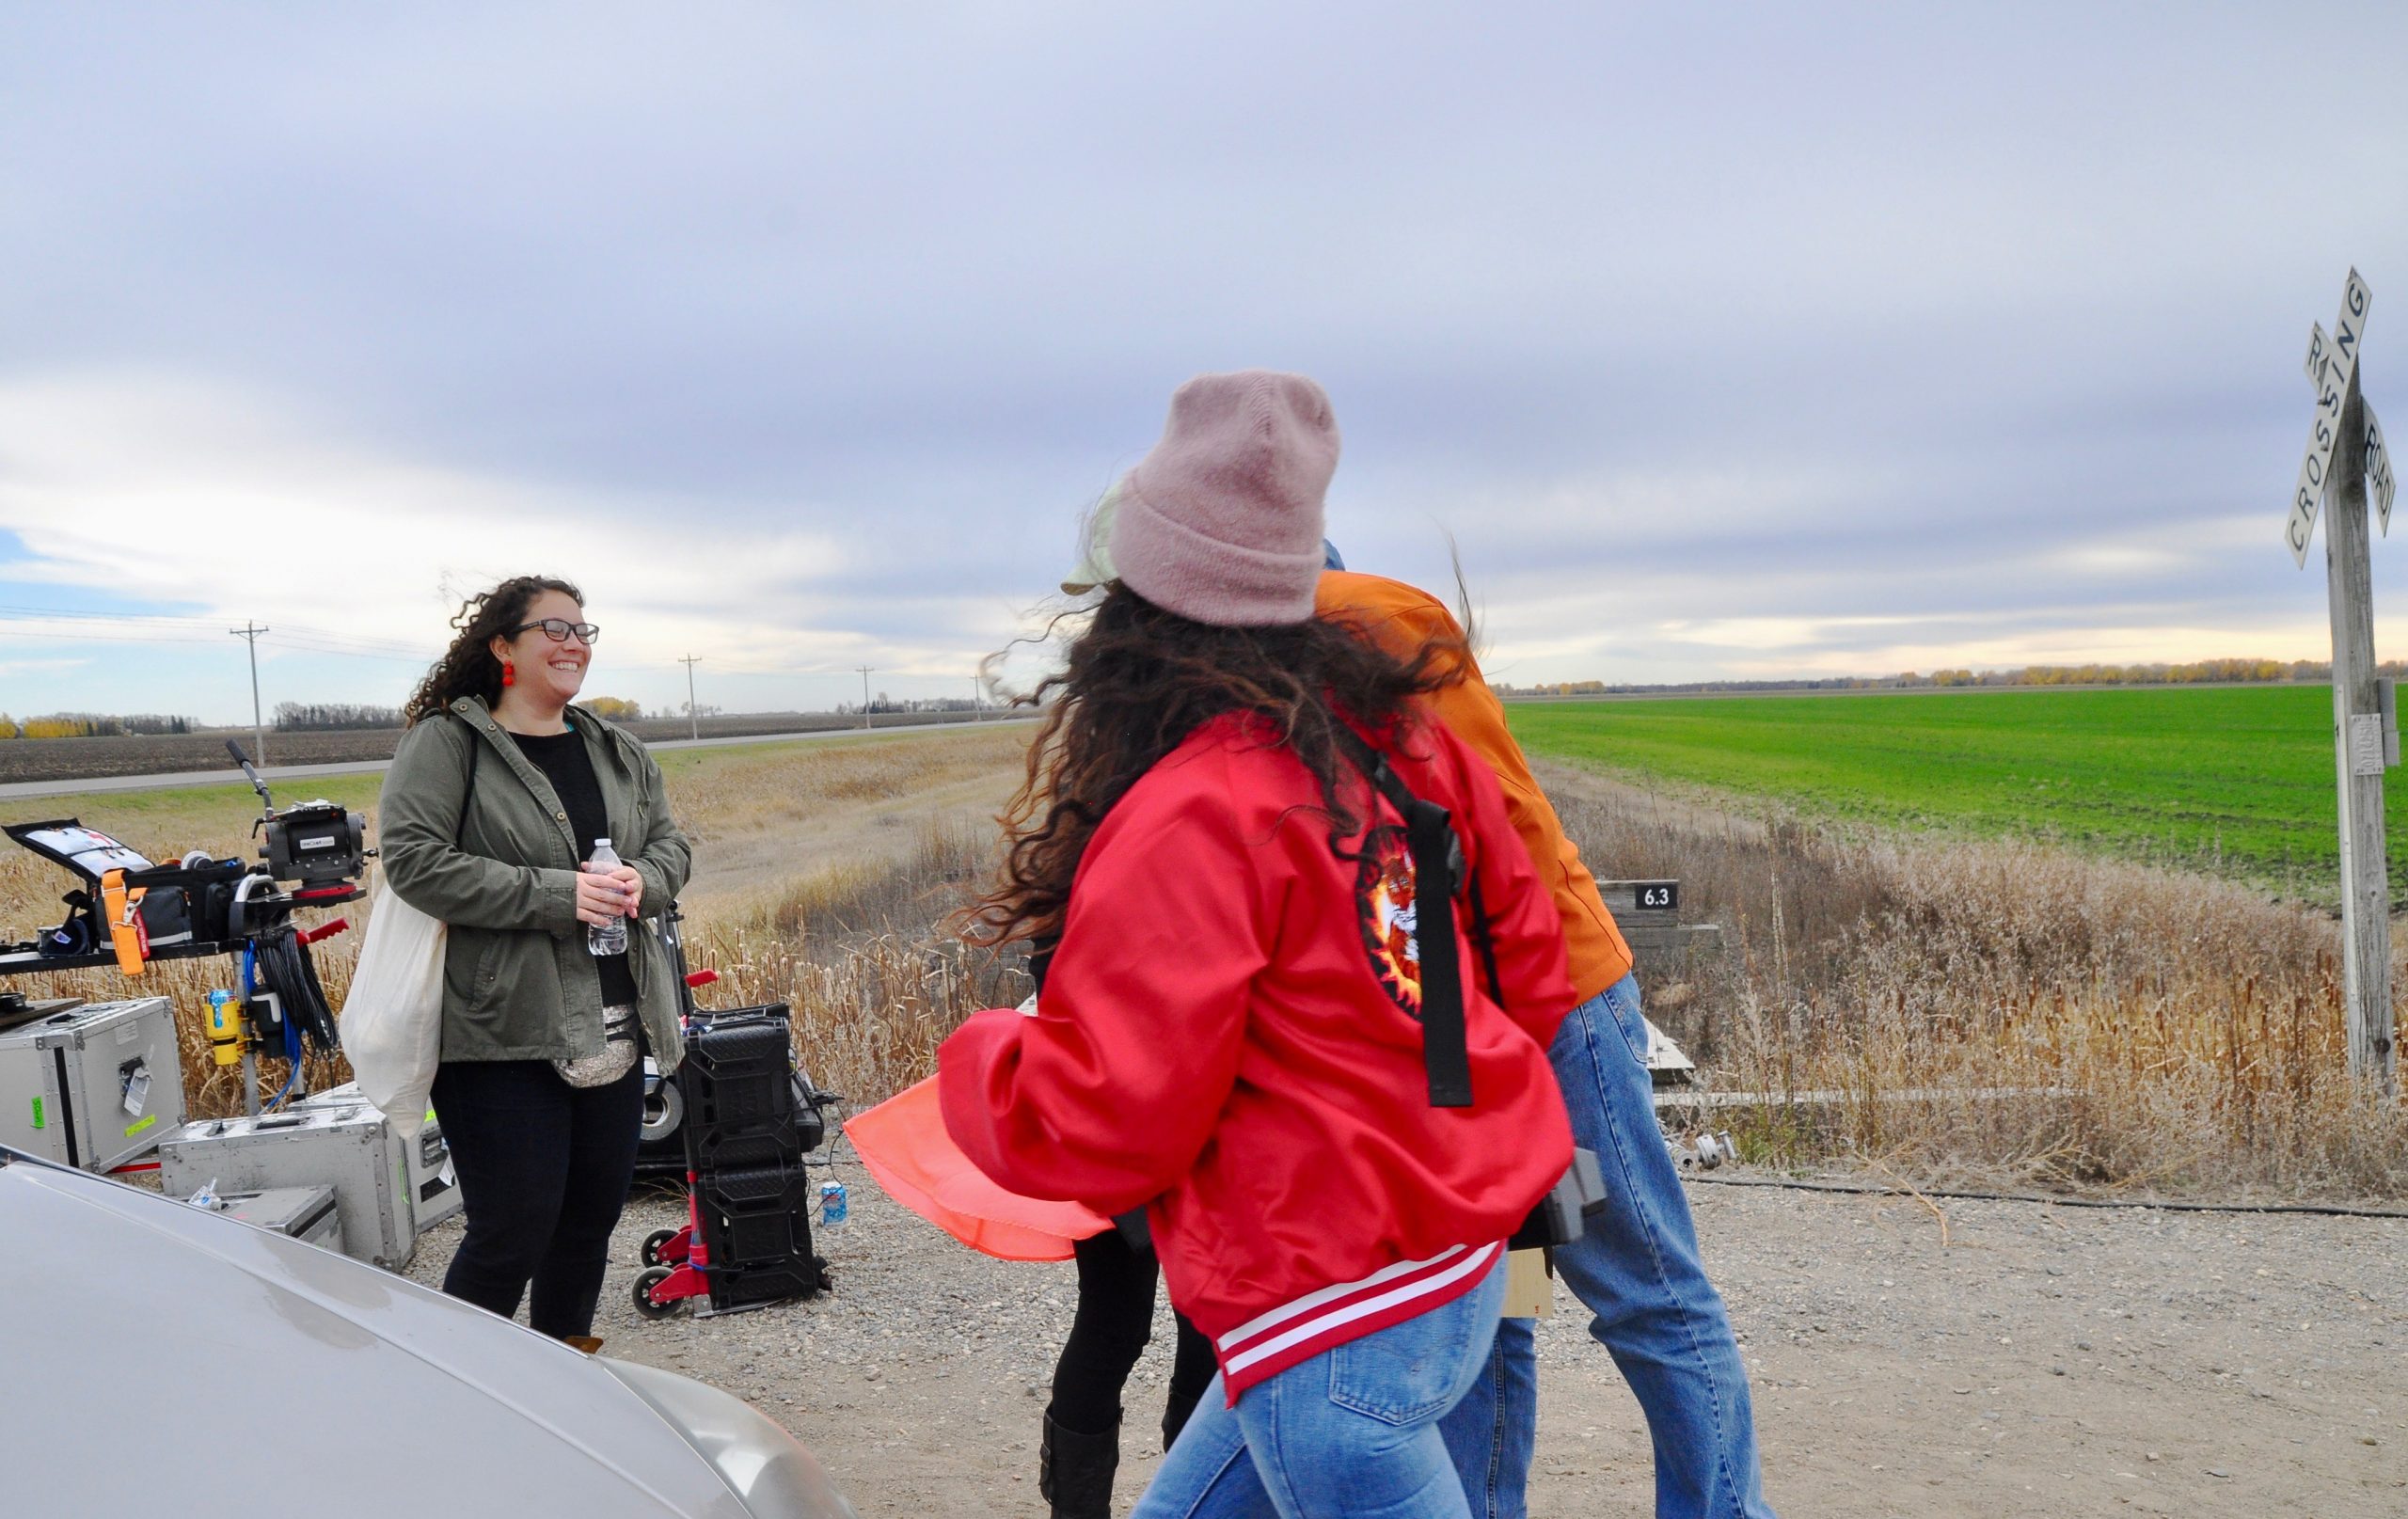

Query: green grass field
1506,685,2404,898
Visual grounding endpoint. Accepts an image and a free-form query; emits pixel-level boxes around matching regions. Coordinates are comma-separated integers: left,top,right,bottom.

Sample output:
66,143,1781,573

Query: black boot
1161,1387,1202,1452
1038,1408,1121,1519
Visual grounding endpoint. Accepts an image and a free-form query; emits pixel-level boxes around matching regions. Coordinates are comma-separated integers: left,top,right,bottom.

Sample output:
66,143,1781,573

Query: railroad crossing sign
2303,316,2396,539
2283,266,2397,1099
2287,270,2372,565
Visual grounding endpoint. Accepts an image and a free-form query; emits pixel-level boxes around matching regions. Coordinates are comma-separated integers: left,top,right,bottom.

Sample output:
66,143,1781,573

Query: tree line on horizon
13,656,2381,738
0,694,657,739
0,712,197,739
1492,657,2406,698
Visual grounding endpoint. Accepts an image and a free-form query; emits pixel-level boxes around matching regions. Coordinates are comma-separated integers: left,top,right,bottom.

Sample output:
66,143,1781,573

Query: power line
0,603,228,628
0,605,435,661
0,626,230,647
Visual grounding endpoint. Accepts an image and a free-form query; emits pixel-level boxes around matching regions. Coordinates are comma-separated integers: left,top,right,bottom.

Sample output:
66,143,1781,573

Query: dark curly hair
403,575,584,726
963,584,1469,949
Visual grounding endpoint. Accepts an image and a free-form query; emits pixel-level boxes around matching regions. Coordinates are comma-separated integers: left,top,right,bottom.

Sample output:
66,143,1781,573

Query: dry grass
689,817,1028,1107
1539,761,2408,1200
10,725,2404,1202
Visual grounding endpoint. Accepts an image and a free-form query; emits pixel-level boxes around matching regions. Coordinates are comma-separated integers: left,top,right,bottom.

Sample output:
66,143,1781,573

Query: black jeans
430,1058,643,1339
1051,1226,1221,1440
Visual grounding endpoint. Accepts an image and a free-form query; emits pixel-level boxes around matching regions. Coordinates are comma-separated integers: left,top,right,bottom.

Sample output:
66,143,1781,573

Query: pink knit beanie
1111,370,1339,626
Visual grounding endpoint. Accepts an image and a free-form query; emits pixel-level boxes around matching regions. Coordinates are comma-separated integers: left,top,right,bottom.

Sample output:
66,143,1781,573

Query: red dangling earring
501,659,515,688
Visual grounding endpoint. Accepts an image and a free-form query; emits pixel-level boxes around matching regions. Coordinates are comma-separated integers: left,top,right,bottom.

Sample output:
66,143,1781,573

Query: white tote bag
339,878,446,1143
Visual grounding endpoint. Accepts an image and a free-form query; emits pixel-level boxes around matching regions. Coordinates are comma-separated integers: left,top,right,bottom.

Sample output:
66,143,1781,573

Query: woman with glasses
381,575,689,1350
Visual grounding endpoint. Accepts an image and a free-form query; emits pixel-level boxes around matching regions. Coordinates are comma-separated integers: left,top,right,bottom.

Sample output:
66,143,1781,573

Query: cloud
4,2,2408,718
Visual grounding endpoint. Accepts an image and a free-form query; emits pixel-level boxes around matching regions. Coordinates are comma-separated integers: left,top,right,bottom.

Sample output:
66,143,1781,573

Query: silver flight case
0,996,182,1172
219,1185,343,1250
159,1104,416,1269
293,1080,464,1231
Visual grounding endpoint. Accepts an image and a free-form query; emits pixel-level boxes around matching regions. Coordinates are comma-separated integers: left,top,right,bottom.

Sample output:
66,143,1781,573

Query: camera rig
1,741,371,1102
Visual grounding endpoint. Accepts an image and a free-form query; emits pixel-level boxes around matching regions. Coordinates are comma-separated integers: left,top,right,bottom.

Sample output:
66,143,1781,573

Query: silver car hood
0,1154,845,1517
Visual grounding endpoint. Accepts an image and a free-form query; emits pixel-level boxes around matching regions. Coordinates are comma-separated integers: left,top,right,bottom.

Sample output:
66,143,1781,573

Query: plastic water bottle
818,1179,848,1229
586,838,629,957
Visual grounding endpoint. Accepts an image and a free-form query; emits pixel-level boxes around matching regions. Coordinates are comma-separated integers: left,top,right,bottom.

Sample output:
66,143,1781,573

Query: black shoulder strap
1332,726,1475,1109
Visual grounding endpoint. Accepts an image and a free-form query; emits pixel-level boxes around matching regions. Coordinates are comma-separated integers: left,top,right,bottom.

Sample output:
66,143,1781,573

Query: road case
0,993,84,1034
0,996,182,1172
293,1081,463,1232
160,1104,415,1269
219,1185,342,1250
694,1163,829,1312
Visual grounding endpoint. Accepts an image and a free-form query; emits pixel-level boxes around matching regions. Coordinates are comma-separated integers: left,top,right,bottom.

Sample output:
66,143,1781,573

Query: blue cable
237,941,300,1113
263,1015,301,1111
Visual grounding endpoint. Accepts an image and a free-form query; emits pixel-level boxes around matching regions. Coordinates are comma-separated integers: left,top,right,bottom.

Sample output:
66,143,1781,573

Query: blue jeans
1437,1312,1535,1517
1134,1258,1506,1519
1438,974,1775,1519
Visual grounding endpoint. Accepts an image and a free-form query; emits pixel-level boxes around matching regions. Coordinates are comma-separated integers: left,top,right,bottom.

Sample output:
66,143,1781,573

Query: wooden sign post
2289,268,2399,1099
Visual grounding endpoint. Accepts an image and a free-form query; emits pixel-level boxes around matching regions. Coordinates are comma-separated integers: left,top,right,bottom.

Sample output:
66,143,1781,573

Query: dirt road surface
407,1164,2406,1517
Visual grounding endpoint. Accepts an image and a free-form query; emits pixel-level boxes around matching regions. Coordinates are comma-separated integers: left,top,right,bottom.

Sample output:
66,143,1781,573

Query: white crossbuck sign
2288,269,2390,564
2305,320,2397,536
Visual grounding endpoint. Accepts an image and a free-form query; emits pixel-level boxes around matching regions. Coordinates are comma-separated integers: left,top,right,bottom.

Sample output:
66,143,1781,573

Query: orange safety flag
844,1075,1110,1262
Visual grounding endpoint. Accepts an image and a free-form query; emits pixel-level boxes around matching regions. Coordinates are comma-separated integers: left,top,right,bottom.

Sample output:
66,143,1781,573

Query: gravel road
405,1159,2406,1517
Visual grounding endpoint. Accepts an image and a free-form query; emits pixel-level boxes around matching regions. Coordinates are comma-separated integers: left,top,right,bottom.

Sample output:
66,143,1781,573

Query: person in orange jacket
1318,550,1779,1519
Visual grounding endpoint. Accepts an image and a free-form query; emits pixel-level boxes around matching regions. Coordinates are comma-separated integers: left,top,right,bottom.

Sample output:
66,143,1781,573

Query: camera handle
226,738,276,824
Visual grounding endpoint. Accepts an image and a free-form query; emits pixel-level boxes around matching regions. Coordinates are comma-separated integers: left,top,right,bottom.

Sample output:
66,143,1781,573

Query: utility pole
229,621,269,767
971,674,982,722
2287,268,2399,1099
855,666,875,731
677,655,703,741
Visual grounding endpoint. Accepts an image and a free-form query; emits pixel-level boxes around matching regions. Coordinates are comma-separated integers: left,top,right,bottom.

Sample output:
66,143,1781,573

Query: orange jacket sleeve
1438,722,1579,1052
1318,571,1633,1003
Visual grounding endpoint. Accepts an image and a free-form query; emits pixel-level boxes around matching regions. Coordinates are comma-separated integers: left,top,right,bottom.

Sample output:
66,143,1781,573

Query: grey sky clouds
4,3,2405,720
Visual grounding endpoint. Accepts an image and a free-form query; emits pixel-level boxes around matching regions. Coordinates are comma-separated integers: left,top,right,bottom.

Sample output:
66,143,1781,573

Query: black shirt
505,724,640,1007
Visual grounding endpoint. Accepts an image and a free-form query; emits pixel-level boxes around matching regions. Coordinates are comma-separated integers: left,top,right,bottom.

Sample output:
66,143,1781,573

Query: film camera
228,740,369,896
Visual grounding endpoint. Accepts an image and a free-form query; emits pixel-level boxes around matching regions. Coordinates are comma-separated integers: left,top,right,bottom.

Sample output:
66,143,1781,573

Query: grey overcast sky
5,2,2407,722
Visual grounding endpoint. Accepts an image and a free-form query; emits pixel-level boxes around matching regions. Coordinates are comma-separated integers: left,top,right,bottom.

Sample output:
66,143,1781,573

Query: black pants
1051,1227,1220,1439
430,1058,643,1339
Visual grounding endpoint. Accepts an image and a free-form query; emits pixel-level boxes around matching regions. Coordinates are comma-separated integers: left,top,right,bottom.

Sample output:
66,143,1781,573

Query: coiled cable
248,925,339,1050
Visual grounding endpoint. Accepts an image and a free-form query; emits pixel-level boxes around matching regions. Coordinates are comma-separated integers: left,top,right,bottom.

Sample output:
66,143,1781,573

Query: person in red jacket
941,370,1576,1518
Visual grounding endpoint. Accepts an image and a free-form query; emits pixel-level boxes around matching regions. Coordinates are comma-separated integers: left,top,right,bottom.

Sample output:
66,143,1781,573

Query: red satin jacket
938,710,1574,1399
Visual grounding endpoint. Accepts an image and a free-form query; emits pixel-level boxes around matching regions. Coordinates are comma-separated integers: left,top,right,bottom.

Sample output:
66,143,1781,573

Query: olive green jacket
379,696,689,1066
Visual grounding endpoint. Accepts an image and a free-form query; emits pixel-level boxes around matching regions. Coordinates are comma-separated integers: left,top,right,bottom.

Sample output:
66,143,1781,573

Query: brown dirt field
0,710,1010,784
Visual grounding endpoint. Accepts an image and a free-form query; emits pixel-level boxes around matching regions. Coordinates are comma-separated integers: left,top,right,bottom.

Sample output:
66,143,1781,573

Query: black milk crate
679,1005,809,1172
697,1162,829,1309
708,1247,832,1312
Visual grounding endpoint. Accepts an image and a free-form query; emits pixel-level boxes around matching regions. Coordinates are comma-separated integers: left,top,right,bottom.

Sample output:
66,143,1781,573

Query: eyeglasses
510,619,601,645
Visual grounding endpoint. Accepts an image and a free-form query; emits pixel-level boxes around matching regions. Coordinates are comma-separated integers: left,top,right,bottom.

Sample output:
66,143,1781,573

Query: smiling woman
380,573,692,1352
402,575,589,726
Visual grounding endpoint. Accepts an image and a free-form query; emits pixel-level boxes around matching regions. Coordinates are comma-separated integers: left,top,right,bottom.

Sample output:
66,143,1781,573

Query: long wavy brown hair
402,575,584,726
964,584,1469,949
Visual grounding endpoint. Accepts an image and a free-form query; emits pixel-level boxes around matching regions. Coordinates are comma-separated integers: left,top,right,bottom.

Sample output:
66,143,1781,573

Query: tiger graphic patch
1357,824,1425,1017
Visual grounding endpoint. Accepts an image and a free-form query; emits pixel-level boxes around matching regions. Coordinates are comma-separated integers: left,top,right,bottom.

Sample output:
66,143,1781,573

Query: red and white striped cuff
1213,1240,1505,1401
